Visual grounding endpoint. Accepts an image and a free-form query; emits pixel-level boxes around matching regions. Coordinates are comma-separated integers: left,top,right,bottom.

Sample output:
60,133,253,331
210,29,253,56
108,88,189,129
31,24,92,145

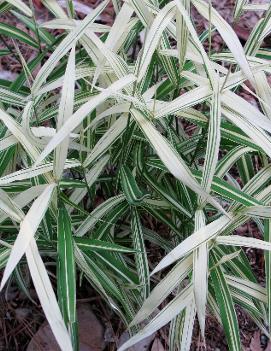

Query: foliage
0,0,271,350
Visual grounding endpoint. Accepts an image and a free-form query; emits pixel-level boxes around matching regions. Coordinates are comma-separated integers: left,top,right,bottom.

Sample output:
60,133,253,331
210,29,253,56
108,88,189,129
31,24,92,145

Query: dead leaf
151,338,165,351
249,331,262,351
27,304,106,351
32,0,42,9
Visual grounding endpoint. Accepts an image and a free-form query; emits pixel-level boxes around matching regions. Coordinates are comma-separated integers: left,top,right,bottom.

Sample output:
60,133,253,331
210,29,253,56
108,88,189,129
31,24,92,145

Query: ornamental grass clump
0,0,271,350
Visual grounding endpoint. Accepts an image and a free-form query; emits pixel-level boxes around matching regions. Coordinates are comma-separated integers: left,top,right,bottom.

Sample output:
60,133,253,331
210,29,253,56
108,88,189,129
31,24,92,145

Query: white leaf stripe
0,184,56,290
83,114,127,167
193,210,207,336
35,75,135,166
180,300,196,351
0,105,40,161
210,254,241,351
137,2,176,82
0,189,24,223
200,74,221,196
68,155,109,212
26,239,73,351
75,195,126,237
131,207,150,300
192,0,254,82
121,165,148,205
32,0,109,93
118,284,193,351
54,46,76,180
226,275,267,303
131,254,192,326
0,160,80,185
75,238,136,253
151,215,231,275
265,219,271,330
57,205,77,347
5,0,32,16
131,108,227,215
216,235,271,251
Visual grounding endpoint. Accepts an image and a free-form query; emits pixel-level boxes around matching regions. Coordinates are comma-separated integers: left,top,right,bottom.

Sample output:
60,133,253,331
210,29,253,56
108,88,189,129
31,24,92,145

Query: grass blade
54,46,76,180
57,204,78,350
0,183,56,290
210,252,241,351
26,238,73,351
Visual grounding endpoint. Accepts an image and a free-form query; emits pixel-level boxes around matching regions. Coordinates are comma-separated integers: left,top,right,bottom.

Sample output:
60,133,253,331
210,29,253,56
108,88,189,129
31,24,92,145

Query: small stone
27,304,106,351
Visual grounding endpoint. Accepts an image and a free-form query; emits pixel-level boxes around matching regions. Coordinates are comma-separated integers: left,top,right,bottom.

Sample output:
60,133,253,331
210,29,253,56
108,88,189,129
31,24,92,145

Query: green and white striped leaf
265,219,271,332
137,2,176,82
152,215,231,274
210,253,241,351
54,46,76,180
32,0,109,93
0,22,38,48
226,275,267,303
26,238,73,351
68,154,109,212
179,300,197,351
0,106,40,161
192,0,254,82
175,0,190,72
35,75,135,166
57,204,78,349
76,195,126,237
216,235,271,251
118,284,193,351
5,0,32,16
120,165,148,205
75,238,136,253
0,183,55,290
0,185,48,224
131,207,150,301
131,108,226,214
193,210,207,337
131,254,192,326
83,114,128,168
0,188,24,223
0,160,80,185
